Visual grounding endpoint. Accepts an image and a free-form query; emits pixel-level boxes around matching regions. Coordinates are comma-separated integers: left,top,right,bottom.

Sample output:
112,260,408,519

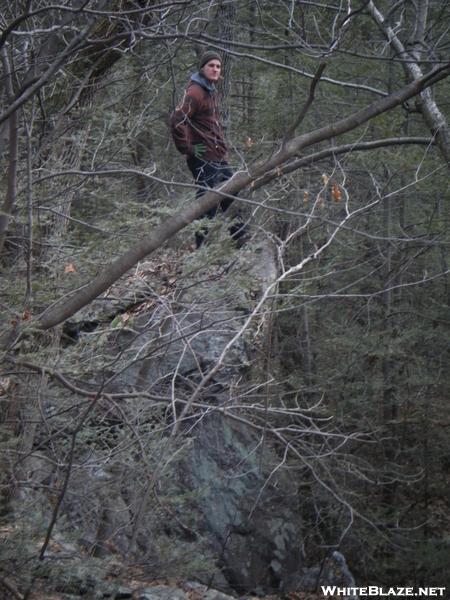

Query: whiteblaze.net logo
321,587,446,597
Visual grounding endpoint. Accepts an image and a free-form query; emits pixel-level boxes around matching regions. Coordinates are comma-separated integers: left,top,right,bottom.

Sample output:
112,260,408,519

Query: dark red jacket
170,74,228,163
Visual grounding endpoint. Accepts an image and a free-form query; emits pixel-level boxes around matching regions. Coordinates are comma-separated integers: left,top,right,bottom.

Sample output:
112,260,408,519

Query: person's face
202,60,221,84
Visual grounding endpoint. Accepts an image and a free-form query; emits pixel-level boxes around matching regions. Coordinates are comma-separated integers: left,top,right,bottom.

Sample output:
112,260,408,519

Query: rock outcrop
14,244,358,597
168,412,304,595
100,245,306,595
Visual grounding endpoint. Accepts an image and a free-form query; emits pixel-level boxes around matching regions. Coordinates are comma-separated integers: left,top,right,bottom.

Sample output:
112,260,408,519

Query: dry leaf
322,173,329,185
65,263,76,273
246,137,253,147
22,309,32,321
0,378,11,396
332,183,341,202
303,191,308,202
276,167,281,177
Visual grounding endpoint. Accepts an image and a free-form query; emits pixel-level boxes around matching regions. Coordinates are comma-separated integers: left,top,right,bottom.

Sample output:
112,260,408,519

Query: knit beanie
198,51,222,73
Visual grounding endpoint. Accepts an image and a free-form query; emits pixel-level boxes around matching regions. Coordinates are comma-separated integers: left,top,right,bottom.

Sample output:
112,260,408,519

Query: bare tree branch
253,137,436,191
283,61,327,143
367,0,450,164
0,15,99,127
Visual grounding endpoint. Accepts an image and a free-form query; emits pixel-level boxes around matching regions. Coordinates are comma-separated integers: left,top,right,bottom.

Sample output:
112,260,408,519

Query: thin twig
283,61,327,143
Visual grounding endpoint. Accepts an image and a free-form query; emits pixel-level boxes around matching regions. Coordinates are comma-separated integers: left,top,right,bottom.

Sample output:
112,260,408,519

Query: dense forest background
2,0,450,597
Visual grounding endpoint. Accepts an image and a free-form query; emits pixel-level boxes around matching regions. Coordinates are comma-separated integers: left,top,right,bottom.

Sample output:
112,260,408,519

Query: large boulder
166,412,304,596
105,245,277,396
108,246,304,594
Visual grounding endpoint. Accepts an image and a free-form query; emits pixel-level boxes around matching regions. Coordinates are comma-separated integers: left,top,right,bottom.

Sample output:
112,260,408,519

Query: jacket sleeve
169,88,198,157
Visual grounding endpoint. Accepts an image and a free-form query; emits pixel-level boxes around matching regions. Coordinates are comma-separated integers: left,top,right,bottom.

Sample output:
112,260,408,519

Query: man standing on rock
170,50,245,248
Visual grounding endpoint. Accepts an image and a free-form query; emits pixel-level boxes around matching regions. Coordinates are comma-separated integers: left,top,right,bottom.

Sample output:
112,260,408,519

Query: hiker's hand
194,144,207,157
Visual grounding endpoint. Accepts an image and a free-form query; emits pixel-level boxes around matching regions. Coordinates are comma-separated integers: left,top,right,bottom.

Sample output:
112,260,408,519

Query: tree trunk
0,49,18,255
217,0,236,128
367,0,450,165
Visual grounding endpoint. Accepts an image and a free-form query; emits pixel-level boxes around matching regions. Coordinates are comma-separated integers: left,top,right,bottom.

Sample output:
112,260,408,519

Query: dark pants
186,156,244,247
186,156,236,215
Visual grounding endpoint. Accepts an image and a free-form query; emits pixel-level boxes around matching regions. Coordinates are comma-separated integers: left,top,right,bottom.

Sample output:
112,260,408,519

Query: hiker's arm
170,90,199,157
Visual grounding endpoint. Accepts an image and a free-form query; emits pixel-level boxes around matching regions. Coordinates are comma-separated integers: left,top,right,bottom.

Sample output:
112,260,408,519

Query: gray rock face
293,551,357,599
166,412,304,595
103,248,304,594
25,247,356,597
105,245,277,397
139,585,236,600
58,450,132,556
132,302,250,392
105,247,304,594
139,585,190,600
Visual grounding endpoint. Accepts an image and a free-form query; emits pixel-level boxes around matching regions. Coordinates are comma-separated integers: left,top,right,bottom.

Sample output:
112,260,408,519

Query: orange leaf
303,191,308,202
22,309,32,321
332,183,341,202
246,137,253,147
0,378,11,396
322,173,329,185
65,263,76,273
